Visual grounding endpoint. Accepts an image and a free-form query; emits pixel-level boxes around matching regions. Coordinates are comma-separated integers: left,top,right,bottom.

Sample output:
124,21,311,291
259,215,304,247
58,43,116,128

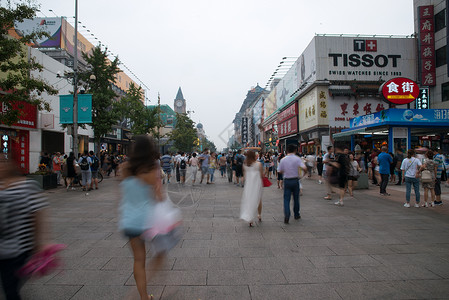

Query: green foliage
0,1,57,126
168,113,197,152
115,83,159,136
78,46,120,142
201,137,217,153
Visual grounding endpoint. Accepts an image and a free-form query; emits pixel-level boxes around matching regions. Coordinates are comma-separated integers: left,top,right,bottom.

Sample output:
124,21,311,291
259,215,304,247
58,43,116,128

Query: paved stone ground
12,170,449,300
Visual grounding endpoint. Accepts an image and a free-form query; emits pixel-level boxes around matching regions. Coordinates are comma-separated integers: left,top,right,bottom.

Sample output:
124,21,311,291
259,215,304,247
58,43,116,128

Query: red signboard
0,100,37,129
277,102,298,124
381,77,419,105
418,5,436,86
278,116,298,137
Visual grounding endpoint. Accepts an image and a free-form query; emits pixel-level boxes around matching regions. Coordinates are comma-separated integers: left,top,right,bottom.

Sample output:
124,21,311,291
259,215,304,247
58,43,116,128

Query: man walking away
328,145,349,206
277,144,307,224
160,152,172,183
198,148,210,184
178,152,188,185
78,150,92,191
378,146,393,196
89,151,100,190
234,150,245,186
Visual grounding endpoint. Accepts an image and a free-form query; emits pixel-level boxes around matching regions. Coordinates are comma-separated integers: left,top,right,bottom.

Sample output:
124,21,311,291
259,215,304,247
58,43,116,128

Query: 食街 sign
415,88,430,109
381,77,419,105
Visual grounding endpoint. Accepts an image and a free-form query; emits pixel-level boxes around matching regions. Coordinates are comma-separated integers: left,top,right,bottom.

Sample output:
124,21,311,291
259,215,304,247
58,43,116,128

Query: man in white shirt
277,144,307,224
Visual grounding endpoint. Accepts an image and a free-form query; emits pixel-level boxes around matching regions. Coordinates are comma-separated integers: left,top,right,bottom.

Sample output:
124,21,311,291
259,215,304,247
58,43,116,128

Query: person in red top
52,152,63,186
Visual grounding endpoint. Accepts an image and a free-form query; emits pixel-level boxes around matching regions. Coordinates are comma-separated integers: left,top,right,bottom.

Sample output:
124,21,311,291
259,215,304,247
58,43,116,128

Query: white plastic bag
141,195,183,254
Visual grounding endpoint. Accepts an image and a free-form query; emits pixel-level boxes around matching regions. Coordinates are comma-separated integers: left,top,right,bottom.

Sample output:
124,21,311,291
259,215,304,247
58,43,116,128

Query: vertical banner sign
418,5,436,86
77,94,93,123
415,88,430,109
59,95,73,124
241,117,248,144
447,0,449,76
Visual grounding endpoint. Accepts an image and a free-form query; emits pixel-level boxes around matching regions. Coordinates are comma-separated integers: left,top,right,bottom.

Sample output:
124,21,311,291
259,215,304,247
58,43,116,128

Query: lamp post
72,0,79,157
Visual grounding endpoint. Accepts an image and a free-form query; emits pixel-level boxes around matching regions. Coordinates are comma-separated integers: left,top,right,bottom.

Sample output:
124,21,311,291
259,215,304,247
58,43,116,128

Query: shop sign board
415,88,430,109
0,100,37,129
241,117,248,144
316,36,416,83
381,77,419,105
277,102,298,124
418,5,436,86
299,86,330,131
278,116,298,137
350,109,449,128
14,17,62,47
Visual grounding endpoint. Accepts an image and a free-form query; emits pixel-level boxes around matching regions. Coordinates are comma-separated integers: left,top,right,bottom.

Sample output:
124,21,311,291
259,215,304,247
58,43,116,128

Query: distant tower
173,87,186,114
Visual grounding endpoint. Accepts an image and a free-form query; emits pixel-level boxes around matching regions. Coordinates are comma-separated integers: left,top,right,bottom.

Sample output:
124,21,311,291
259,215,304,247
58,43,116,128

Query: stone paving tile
242,256,315,270
249,283,342,300
46,269,132,285
167,247,210,258
60,256,111,270
82,247,134,258
371,253,448,266
354,265,442,281
173,257,244,270
138,270,207,286
21,285,82,300
70,285,150,300
308,255,381,268
207,269,287,285
101,257,176,271
161,285,251,300
282,267,366,284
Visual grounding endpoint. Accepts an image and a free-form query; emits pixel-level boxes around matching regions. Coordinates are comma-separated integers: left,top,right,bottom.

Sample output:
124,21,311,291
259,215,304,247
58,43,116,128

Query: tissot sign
381,77,419,105
316,36,416,82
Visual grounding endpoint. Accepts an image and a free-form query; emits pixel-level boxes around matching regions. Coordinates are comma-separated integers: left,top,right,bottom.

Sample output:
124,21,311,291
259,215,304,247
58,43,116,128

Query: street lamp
72,0,80,157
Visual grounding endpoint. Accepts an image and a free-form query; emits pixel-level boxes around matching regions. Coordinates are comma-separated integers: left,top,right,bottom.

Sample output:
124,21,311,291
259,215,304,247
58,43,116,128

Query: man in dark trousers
378,146,393,196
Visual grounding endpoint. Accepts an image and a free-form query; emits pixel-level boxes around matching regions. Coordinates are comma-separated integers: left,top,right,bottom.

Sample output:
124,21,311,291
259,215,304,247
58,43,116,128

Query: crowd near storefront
230,0,449,158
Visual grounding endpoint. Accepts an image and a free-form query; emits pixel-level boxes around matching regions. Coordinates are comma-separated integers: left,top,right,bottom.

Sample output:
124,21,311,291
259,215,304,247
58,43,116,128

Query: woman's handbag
262,177,272,187
141,196,183,255
421,169,433,183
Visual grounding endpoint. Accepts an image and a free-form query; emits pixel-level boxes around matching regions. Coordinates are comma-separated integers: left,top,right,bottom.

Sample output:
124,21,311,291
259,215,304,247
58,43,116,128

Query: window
442,82,449,102
436,46,447,68
435,9,446,32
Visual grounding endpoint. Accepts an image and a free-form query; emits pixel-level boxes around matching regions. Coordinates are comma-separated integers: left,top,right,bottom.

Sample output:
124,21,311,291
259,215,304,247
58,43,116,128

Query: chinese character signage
241,117,248,144
418,5,436,86
278,116,298,138
381,77,419,105
415,88,430,109
0,100,37,129
277,102,298,124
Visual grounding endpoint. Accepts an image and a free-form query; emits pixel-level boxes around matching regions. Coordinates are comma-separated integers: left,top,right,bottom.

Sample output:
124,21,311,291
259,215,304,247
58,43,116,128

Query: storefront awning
333,128,366,139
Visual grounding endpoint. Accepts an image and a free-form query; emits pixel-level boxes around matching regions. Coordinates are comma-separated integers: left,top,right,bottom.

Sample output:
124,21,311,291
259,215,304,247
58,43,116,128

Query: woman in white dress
240,150,263,227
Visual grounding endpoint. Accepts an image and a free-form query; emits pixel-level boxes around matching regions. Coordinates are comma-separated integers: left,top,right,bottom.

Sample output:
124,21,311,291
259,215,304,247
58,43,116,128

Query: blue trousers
405,177,420,203
283,178,300,219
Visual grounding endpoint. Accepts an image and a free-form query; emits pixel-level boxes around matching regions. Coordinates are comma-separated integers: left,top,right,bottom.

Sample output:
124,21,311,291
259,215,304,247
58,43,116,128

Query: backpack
236,155,244,166
91,156,100,170
180,158,187,169
80,157,90,170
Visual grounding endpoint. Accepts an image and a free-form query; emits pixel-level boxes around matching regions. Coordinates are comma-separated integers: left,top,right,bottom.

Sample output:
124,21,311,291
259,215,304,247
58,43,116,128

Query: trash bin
355,172,369,189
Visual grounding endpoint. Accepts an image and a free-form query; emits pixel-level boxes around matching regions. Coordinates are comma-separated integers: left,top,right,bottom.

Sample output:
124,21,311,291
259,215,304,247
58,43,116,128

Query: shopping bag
17,244,66,278
141,196,183,255
262,177,272,187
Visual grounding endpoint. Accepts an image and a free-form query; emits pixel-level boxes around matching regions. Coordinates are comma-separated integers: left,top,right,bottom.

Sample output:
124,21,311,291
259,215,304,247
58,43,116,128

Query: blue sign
78,94,92,123
350,109,449,128
59,95,73,124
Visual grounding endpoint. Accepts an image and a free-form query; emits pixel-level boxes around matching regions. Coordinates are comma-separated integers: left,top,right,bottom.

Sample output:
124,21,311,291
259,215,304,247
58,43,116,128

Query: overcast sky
35,0,414,150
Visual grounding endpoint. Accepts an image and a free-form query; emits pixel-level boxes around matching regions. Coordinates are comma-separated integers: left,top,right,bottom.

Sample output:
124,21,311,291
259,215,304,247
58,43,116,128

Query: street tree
168,113,197,152
0,1,57,126
78,46,120,151
115,82,159,136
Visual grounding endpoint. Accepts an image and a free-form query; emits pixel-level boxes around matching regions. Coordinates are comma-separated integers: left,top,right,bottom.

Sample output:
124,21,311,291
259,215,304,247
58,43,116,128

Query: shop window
442,82,449,102
435,9,446,32
436,46,447,68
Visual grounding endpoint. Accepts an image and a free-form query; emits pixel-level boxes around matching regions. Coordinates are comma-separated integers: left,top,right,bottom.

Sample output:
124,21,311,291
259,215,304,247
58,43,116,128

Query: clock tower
173,87,186,114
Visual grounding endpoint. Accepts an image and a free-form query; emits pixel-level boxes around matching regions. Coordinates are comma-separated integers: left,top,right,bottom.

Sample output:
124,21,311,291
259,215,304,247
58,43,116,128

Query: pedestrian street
19,170,449,300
